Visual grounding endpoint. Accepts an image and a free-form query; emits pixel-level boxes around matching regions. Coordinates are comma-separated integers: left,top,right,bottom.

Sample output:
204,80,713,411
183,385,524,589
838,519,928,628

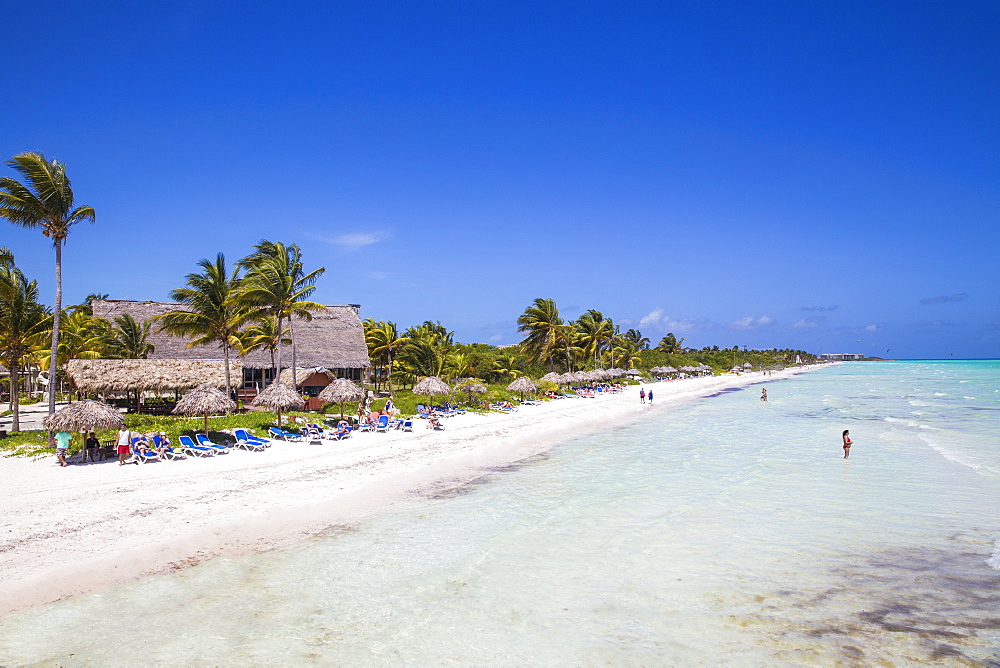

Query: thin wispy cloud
800,305,839,312
638,307,707,332
309,230,393,251
732,314,774,330
861,323,884,333
363,270,391,280
920,293,967,305
792,316,826,328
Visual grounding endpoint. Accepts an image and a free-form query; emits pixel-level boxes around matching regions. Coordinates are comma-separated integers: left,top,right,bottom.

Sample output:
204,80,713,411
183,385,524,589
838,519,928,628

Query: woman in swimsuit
842,430,852,458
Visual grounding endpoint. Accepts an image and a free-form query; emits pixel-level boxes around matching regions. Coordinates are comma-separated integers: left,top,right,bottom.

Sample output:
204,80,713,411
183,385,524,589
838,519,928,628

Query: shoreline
0,366,825,619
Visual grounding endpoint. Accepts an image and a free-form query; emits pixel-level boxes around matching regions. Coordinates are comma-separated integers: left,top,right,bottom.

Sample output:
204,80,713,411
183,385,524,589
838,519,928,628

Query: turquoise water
1,361,998,664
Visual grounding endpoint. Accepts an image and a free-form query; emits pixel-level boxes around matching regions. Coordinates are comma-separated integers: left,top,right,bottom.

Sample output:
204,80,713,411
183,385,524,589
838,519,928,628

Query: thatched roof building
91,300,371,377
65,359,236,392
277,367,335,387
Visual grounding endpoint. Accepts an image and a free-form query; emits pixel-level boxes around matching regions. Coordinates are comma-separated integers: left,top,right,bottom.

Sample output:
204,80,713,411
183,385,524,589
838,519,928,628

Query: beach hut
251,381,304,426
317,378,365,420
173,384,237,435
413,376,451,409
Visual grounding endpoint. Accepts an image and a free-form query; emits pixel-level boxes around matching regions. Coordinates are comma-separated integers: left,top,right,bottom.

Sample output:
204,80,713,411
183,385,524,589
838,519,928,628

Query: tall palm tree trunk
47,241,62,416
223,342,233,397
289,317,297,392
275,314,284,383
10,363,20,432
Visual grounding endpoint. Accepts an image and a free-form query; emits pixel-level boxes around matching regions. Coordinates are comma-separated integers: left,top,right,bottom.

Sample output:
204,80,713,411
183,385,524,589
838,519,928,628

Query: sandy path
0,367,820,617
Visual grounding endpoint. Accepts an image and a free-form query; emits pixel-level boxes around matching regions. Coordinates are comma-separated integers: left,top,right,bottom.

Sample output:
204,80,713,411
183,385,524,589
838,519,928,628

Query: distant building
820,353,866,361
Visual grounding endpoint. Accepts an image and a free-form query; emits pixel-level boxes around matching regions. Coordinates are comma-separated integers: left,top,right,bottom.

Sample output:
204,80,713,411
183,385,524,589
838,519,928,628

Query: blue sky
2,1,997,358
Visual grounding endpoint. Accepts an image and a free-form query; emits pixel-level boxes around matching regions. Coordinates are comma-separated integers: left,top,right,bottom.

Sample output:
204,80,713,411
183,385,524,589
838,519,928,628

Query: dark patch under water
738,540,1000,664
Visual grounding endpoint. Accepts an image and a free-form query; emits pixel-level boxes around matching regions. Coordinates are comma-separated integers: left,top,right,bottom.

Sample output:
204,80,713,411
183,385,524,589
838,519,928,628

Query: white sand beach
0,368,819,618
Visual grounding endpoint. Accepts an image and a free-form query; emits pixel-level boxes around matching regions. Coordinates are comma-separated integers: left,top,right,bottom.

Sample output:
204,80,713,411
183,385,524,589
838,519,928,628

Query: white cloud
863,324,883,332
309,230,393,251
639,307,663,327
732,314,775,330
792,318,817,328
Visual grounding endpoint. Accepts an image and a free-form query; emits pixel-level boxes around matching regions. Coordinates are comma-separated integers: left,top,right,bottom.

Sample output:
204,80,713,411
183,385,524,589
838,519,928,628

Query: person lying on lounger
426,417,444,429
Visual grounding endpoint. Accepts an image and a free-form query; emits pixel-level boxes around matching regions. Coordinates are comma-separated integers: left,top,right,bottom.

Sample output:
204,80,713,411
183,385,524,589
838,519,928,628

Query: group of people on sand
51,427,176,467
639,388,653,404
49,430,100,467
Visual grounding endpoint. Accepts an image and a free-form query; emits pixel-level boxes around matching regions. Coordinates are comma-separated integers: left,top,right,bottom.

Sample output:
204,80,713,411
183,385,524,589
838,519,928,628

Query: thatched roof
65,359,236,392
507,377,537,393
539,372,562,383
91,300,371,370
251,381,304,410
173,385,236,416
43,400,125,432
317,378,365,404
278,367,335,387
413,376,451,396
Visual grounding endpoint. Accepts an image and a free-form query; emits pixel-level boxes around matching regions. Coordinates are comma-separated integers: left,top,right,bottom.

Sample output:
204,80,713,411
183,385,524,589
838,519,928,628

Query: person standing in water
842,430,852,458
761,388,767,402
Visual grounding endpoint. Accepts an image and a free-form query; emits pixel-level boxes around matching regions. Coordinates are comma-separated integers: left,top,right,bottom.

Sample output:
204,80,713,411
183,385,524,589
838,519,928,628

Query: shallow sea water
1,361,998,664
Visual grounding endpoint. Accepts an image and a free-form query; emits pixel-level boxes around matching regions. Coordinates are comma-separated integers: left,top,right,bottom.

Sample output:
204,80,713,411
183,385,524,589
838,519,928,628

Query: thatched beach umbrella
454,379,487,406
43,399,125,433
539,372,562,384
173,384,237,435
626,369,643,378
251,381,304,427
506,376,537,401
413,376,451,408
318,378,366,420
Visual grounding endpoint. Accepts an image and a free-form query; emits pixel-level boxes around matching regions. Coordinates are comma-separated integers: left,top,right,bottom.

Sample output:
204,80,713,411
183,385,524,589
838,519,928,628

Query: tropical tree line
363,297,816,394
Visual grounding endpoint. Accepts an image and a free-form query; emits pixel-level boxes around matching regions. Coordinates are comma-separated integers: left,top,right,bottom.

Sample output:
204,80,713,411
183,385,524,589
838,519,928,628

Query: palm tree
156,254,256,396
0,261,50,431
34,308,106,373
404,321,454,348
613,339,642,371
0,153,95,415
106,313,155,359
398,340,443,378
621,328,650,351
517,298,565,371
237,316,290,378
655,332,684,354
238,241,324,390
490,350,522,382
363,319,409,392
573,310,614,369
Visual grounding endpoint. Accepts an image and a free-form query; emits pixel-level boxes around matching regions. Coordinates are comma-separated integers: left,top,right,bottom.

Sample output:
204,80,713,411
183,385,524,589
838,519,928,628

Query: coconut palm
398,340,443,378
621,328,650,350
441,350,476,380
156,254,257,396
106,313,155,359
517,298,565,371
490,350,521,382
404,321,454,348
574,310,614,370
363,319,409,392
0,153,96,415
0,261,50,430
33,308,106,375
613,338,643,371
238,241,324,390
237,316,290,378
0,246,13,268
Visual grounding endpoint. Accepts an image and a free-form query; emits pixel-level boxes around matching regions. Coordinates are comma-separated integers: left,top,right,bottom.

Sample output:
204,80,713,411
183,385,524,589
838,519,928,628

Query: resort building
91,299,371,404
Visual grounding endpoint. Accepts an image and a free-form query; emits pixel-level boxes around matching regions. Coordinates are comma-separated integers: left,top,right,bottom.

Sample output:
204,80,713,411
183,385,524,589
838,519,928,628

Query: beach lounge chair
401,419,413,432
195,433,231,454
152,434,187,460
234,429,270,450
232,429,268,451
127,437,160,464
268,426,303,442
178,434,215,457
374,415,390,433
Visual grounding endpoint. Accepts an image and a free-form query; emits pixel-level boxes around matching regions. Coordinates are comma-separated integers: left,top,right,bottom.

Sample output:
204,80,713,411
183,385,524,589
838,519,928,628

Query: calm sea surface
1,361,998,664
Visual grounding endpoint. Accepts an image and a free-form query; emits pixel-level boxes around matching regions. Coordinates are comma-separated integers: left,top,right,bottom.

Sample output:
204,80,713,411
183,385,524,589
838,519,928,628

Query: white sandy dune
0,367,820,617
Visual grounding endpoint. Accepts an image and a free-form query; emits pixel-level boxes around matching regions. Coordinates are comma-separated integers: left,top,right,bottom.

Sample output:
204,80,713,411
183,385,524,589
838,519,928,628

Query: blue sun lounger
152,434,187,460
195,433,230,454
178,434,215,457
234,429,270,450
127,437,160,464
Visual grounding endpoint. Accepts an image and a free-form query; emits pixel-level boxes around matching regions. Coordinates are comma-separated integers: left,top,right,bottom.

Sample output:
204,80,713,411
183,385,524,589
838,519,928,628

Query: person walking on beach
761,388,768,402
50,431,72,467
639,388,646,404
842,430,852,458
116,427,132,466
647,389,653,404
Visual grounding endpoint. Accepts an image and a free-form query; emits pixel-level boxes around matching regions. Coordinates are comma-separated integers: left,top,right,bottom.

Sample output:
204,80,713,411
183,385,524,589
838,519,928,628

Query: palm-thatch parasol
317,378,366,420
43,400,125,433
173,384,237,435
626,369,643,378
453,379,487,406
251,381,304,426
413,376,451,409
539,372,562,384
506,376,537,401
